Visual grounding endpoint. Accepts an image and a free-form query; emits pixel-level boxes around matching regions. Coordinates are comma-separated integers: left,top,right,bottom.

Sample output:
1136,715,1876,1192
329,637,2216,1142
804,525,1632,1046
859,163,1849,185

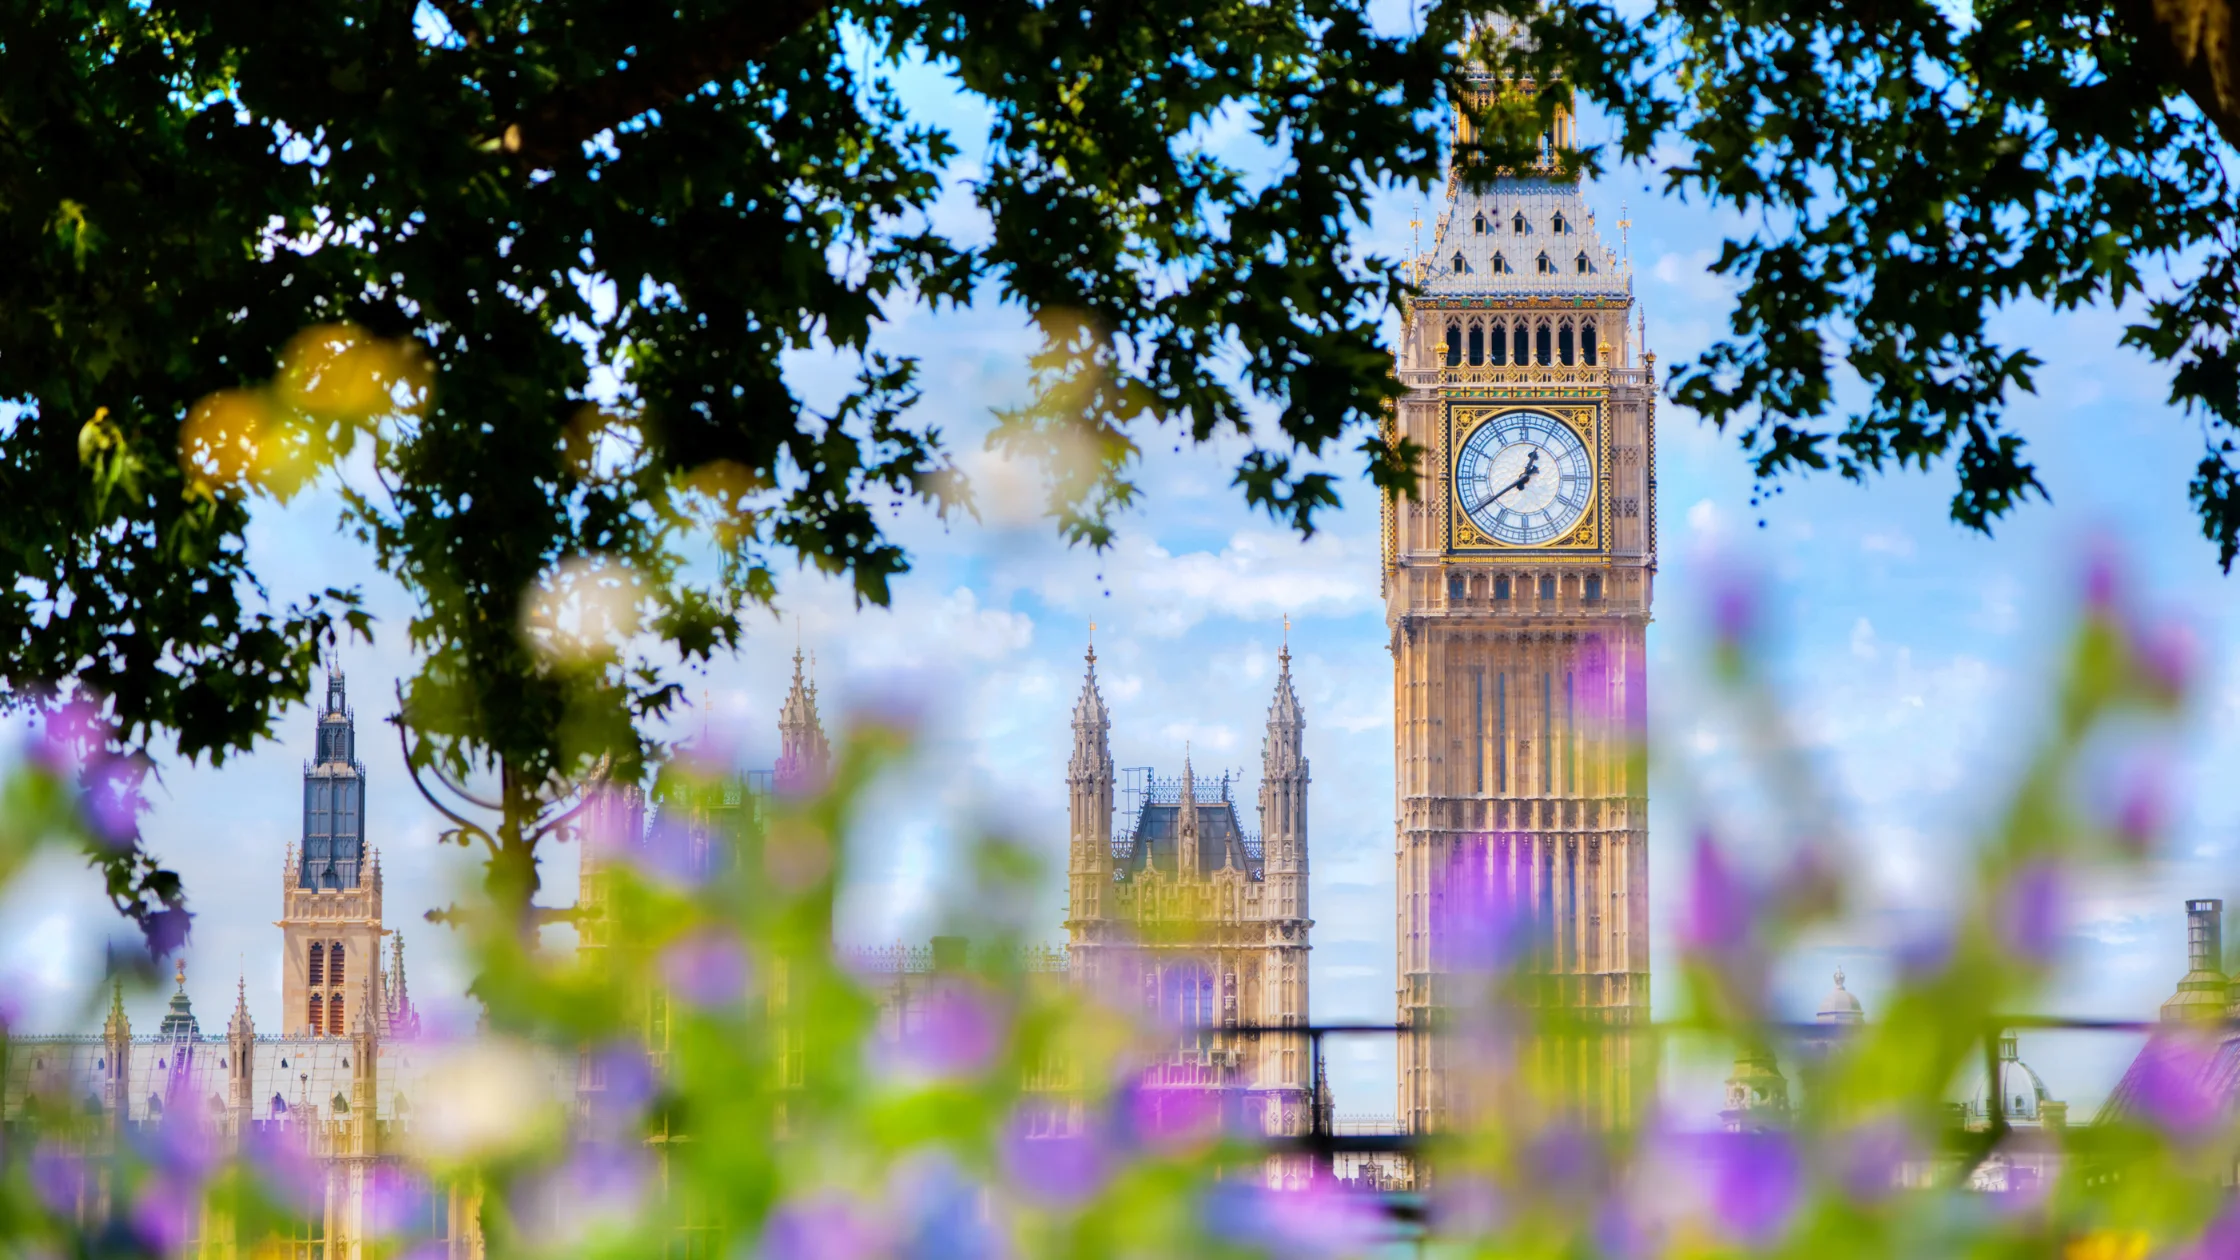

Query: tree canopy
9,0,2240,945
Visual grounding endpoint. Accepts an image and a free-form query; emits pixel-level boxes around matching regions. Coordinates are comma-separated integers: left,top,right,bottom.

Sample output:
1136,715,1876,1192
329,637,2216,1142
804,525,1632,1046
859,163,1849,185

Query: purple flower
658,928,751,1009
1681,833,1751,955
1120,1081,1223,1151
582,1040,657,1134
1435,836,1531,975
758,1190,892,1260
30,1145,84,1217
1707,1131,1802,1247
1000,1121,1108,1208
130,1172,199,1254
891,1156,1010,1260
1427,1174,1502,1236
1709,567,1760,651
1998,862,2065,966
2177,1203,2240,1260
629,814,716,887
904,985,1004,1080
361,1166,434,1239
2125,1034,2225,1141
2083,538,2122,613
513,1140,650,1243
1836,1119,1917,1205
2136,619,2197,699
1203,1181,1387,1259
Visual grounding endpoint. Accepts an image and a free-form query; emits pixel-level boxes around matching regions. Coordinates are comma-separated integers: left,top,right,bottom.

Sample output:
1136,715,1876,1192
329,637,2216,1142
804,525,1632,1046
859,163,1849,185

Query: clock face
1456,410,1594,546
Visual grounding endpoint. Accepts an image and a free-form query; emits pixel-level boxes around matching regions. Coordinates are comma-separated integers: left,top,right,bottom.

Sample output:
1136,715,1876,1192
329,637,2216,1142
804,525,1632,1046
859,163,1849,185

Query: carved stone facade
1387,73,1656,1136
1064,639,1319,1176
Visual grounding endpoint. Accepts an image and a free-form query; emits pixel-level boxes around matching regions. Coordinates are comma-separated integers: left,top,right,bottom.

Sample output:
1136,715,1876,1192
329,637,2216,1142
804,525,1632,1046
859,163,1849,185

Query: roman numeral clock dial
1455,410,1594,546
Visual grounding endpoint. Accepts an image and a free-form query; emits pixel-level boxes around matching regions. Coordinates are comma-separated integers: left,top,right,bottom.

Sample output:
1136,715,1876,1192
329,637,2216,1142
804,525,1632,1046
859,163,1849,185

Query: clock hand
1492,450,1542,502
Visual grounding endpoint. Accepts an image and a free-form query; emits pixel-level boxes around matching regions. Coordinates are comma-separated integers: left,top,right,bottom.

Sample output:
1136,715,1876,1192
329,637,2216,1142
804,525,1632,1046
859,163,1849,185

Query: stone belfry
280,666,389,1036
1387,67,1655,1133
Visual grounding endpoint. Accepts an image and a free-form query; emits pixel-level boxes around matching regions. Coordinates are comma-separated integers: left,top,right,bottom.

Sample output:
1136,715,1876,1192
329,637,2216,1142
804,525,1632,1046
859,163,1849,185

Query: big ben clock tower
1387,73,1655,1135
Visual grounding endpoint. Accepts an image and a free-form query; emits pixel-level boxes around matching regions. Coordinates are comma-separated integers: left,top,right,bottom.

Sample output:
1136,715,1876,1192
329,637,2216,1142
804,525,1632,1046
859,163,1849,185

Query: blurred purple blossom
361,1165,435,1239
2082,538,2122,612
513,1140,651,1243
1707,1131,1802,1247
245,1126,330,1217
891,1156,1009,1260
2136,619,2197,699
1427,1174,1503,1236
1000,1120,1108,1208
2177,1203,2240,1260
1435,837,1531,975
758,1190,893,1260
581,1040,657,1135
1681,833,1752,956
30,1145,83,1217
1525,1123,1606,1200
2124,1035,2226,1142
1203,1181,1387,1259
1120,1080,1223,1152
2109,754,2172,852
899,985,1004,1080
1997,862,2065,966
1709,566,1760,651
627,814,715,887
658,928,751,1009
129,1172,198,1254
1836,1119,1917,1205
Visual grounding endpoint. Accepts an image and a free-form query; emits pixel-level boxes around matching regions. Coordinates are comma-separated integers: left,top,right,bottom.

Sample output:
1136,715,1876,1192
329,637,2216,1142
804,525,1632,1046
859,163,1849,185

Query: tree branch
2119,0,2240,153
502,0,834,166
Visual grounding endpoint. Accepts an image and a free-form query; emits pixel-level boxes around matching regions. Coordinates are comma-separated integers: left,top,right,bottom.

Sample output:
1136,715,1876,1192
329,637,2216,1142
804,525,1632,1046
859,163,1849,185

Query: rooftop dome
1969,1033,2064,1127
1816,968,1864,1024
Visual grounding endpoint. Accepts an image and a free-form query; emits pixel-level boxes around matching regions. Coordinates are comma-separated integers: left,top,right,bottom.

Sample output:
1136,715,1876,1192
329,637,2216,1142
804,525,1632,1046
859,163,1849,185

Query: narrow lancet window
1559,322,1575,365
1445,324,1461,367
307,943,323,986
1467,325,1484,366
1488,321,1507,365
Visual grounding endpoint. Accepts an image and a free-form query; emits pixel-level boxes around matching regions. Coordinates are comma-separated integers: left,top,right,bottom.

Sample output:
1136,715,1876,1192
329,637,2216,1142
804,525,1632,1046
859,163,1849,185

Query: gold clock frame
1445,400,1608,557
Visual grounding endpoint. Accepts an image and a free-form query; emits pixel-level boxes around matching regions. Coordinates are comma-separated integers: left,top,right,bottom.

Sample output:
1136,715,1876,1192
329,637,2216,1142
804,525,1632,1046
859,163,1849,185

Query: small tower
774,648,832,792
2163,898,2230,1024
280,668,388,1036
1721,1044,1791,1132
385,934,421,1039
1064,640,1115,974
1177,751,1202,877
101,977,130,1130
1818,967,1866,1025
157,958,200,1040
1259,629,1310,929
346,969,379,1157
225,971,257,1140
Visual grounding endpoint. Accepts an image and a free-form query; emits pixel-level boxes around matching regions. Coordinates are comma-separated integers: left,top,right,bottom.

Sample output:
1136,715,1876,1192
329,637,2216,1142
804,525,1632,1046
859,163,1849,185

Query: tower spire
776,643,832,791
1064,635,1116,971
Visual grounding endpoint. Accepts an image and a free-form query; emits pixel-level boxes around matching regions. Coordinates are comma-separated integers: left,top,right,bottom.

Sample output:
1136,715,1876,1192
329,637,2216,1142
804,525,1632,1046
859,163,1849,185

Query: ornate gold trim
1444,400,1608,558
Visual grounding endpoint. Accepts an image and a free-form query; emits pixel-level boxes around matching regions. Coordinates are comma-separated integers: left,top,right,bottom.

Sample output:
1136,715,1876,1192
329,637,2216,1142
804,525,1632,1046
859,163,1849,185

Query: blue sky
6,35,2238,1128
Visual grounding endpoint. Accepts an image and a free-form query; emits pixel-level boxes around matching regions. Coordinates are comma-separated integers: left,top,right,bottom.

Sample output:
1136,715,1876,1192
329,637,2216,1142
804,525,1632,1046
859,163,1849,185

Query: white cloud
1019,528,1375,638
1850,617,1880,661
1860,530,1916,558
1651,249,1738,305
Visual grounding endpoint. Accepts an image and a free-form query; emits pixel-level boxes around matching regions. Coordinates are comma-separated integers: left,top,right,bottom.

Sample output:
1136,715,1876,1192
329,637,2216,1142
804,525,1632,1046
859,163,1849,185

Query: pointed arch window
1467,324,1484,366
1576,251,1592,274
329,942,345,985
1513,323,1530,365
1487,320,1508,365
1581,319,1598,365
308,994,323,1036
1490,252,1510,274
1451,252,1465,273
1512,212,1528,234
1559,322,1576,365
1536,252,1555,275
331,995,344,1035
1536,323,1552,365
1444,323,1461,367
1552,212,1569,234
1472,213,1486,234
307,942,323,986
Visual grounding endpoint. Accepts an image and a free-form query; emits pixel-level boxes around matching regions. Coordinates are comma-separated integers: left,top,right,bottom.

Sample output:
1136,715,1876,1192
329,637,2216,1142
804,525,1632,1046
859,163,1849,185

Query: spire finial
1086,622,1097,669
1833,966,1846,989
1280,615,1291,670
175,956,186,992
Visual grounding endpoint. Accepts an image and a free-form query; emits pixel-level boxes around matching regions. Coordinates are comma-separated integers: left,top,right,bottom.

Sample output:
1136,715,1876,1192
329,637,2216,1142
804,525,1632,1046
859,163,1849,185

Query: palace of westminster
5,71,2234,1254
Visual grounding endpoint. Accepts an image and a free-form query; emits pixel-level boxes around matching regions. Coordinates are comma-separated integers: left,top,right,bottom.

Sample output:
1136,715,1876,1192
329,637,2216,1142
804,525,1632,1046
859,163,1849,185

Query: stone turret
385,934,421,1039
101,977,130,1131
775,648,831,792
1065,639,1115,947
346,969,379,1157
1259,629,1309,926
2163,898,2230,1024
158,958,200,1040
1177,750,1202,876
226,970,257,1140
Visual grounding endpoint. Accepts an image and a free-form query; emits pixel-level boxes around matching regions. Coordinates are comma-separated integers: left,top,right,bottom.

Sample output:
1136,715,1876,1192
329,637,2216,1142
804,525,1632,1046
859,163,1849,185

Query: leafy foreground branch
3,565,2239,1257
